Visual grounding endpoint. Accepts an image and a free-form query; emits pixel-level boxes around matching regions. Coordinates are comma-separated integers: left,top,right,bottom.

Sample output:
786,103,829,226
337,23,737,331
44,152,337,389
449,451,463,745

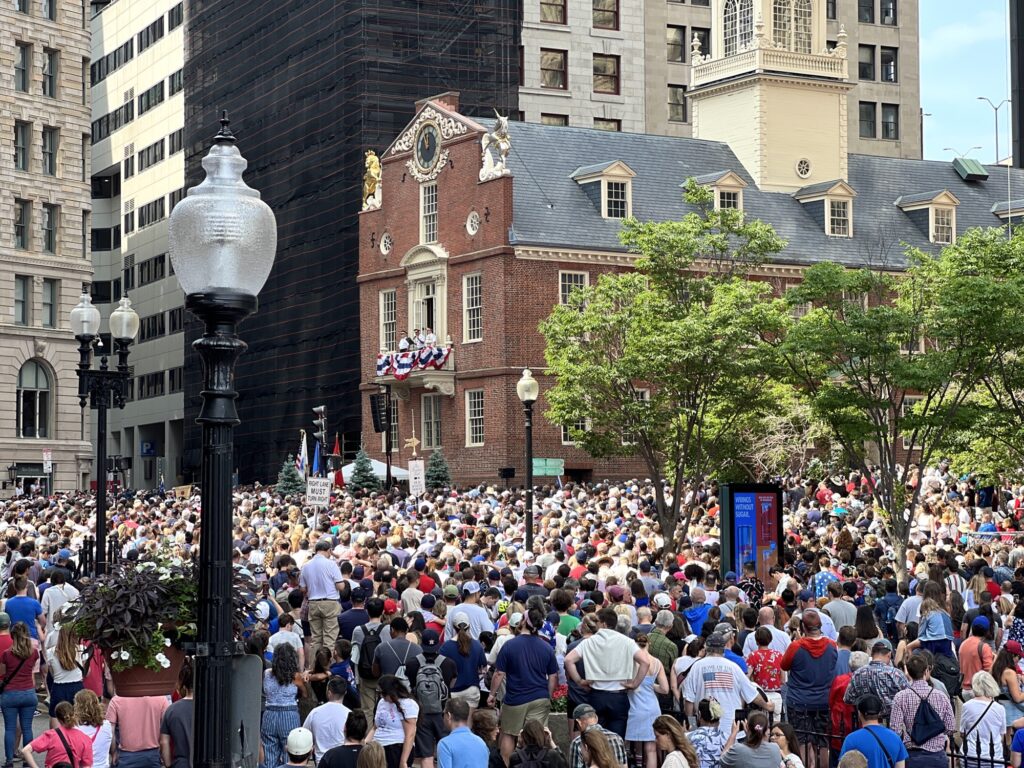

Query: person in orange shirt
960,616,995,700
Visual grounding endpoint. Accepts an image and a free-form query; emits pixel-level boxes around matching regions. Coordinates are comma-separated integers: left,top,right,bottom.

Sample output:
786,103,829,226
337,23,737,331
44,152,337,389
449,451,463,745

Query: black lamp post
516,369,539,551
169,113,276,768
70,292,139,575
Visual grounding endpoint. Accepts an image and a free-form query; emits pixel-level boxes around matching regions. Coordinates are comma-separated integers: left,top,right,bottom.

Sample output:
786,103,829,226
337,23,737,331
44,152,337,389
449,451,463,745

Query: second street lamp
169,113,276,768
70,293,139,575
517,369,539,551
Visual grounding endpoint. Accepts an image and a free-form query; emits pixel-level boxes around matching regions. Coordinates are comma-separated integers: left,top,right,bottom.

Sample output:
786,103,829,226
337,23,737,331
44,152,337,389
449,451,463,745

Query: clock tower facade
689,0,854,192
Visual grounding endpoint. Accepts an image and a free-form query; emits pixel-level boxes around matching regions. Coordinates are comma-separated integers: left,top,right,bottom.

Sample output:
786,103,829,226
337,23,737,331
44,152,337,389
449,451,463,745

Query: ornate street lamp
168,112,276,768
516,368,539,551
70,291,139,575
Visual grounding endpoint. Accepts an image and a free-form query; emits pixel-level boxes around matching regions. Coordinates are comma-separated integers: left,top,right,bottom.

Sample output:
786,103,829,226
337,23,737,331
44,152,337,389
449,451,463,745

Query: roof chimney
416,92,460,113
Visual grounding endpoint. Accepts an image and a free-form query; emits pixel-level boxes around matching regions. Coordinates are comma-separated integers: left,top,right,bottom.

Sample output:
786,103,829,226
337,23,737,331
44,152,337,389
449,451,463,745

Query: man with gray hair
646,610,679,713
682,631,772,734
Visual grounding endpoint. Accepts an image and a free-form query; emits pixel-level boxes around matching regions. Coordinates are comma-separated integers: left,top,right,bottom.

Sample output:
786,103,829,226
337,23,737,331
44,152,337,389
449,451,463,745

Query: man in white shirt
683,631,773,734
41,570,79,627
268,613,305,668
742,607,792,657
444,582,492,640
302,678,350,763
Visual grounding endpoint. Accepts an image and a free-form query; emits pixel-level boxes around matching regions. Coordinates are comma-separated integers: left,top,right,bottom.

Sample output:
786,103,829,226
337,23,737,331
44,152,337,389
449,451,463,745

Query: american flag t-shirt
702,669,735,692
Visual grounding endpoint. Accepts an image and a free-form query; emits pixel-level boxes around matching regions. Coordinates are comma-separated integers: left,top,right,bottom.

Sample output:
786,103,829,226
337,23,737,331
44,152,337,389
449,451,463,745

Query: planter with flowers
64,553,254,696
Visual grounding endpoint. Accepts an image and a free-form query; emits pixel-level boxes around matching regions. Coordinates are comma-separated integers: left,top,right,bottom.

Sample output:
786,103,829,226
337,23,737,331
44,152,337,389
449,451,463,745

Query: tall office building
0,0,93,495
89,0,186,489
183,0,522,483
520,0,922,158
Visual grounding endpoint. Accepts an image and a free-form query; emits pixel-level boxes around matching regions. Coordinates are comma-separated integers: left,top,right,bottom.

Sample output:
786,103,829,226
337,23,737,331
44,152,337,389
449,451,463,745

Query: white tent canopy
340,458,409,481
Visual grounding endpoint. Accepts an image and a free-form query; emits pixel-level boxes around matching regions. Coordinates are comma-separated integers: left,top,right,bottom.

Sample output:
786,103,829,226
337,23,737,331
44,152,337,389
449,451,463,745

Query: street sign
41,449,52,474
305,477,332,507
173,485,191,499
409,460,425,495
532,458,565,476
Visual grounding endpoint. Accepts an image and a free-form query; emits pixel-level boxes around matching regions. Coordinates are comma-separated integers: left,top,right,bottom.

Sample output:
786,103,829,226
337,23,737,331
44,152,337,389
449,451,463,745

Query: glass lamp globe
517,369,540,404
168,117,277,298
109,296,140,342
69,291,102,338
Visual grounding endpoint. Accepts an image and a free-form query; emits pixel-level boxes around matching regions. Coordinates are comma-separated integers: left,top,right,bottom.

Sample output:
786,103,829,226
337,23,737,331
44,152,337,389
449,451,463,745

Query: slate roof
494,119,1024,270
894,190,950,207
794,180,847,198
570,161,621,178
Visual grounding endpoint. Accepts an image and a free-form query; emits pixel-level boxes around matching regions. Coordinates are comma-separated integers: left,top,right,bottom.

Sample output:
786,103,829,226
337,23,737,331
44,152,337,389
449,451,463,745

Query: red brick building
357,93,649,485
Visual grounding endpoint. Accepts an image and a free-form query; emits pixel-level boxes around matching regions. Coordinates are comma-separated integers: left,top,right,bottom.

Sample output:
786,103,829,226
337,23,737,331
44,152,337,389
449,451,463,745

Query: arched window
17,360,50,439
724,0,754,57
773,0,814,52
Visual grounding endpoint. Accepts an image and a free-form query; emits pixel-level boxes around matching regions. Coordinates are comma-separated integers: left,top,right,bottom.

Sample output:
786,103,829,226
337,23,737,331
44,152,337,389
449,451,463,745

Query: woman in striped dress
261,643,308,768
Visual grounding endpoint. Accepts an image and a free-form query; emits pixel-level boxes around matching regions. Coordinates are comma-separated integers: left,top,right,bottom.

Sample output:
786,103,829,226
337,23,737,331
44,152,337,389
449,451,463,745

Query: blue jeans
588,689,630,740
115,748,161,768
1,689,37,764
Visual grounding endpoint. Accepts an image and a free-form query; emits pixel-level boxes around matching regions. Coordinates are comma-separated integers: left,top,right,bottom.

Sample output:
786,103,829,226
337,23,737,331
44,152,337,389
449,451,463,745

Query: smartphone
262,583,269,596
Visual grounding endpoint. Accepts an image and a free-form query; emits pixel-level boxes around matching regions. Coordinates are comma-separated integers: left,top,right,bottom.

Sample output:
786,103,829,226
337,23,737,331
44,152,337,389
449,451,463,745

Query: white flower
170,558,182,567
155,652,167,663
156,652,170,669
119,650,130,660
164,638,172,647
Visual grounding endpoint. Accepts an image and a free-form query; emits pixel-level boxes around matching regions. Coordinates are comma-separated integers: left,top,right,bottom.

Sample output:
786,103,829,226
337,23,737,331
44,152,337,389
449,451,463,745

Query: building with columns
359,0,1023,485
0,0,94,494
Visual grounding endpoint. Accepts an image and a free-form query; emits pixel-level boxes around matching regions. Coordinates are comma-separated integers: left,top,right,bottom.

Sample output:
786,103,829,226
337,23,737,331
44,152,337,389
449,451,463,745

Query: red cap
383,599,398,615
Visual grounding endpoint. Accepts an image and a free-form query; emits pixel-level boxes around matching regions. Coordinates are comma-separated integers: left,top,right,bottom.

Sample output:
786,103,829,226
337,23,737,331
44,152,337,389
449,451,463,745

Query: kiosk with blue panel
718,483,784,585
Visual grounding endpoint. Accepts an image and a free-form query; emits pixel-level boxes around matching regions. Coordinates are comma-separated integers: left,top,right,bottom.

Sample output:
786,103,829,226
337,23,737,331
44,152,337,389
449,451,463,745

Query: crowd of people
4,462,1024,768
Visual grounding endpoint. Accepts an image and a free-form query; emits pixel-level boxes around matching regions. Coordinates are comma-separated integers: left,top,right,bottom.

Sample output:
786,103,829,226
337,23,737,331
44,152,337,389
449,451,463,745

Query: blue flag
312,441,321,476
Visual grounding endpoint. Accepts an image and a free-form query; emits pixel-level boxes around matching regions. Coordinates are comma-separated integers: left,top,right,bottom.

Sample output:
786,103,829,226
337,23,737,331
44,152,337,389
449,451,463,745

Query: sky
920,0,1012,162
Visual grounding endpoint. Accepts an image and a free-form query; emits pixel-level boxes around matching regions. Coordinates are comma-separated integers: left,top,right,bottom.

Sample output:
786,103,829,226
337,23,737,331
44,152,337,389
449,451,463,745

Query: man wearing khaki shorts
299,540,343,655
487,608,559,764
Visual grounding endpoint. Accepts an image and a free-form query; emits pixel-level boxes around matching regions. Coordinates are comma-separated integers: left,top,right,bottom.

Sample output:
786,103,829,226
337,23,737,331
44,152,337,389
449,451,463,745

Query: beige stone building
0,0,94,494
522,0,922,158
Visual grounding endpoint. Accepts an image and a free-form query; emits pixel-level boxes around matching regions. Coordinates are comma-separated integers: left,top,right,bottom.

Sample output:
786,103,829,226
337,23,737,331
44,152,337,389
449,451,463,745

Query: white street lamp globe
69,291,102,338
168,115,277,298
109,296,140,342
517,369,539,404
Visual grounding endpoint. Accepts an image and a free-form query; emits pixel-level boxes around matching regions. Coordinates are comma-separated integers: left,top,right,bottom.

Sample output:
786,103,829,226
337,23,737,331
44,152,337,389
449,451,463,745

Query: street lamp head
168,112,277,300
108,296,140,342
517,368,539,405
69,291,102,338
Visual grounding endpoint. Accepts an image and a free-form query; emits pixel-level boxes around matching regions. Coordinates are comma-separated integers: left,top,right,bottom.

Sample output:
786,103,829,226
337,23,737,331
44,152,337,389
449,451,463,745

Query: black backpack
909,688,946,746
358,624,385,679
513,747,547,768
930,654,962,702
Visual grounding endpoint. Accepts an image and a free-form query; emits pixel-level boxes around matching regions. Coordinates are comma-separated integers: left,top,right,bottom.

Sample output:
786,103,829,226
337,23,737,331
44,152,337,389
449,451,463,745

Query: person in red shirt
828,651,867,753
0,614,12,657
20,701,93,768
747,627,783,693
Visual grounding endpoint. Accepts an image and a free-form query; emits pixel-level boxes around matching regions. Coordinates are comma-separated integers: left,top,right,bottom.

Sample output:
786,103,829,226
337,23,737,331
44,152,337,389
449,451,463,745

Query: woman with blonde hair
45,625,85,727
964,573,989,611
356,741,387,768
72,690,112,768
651,716,698,768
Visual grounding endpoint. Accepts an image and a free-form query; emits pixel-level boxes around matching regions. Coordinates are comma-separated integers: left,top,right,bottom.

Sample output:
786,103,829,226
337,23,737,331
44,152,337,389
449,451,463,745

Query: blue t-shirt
5,596,41,639
724,649,748,673
495,634,557,706
841,726,908,768
1011,727,1024,757
438,639,487,692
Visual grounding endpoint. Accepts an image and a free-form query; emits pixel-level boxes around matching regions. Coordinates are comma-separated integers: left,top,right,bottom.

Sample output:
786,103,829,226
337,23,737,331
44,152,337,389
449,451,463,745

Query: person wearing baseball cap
841,635,907,721
444,581,491,641
281,727,314,768
839,695,907,768
712,622,746,672
568,704,629,768
780,608,838,746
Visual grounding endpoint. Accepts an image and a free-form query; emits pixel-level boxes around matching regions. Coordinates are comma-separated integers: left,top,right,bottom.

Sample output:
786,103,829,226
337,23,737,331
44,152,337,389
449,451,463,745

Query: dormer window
571,160,637,220
794,180,857,238
691,170,747,212
895,190,960,246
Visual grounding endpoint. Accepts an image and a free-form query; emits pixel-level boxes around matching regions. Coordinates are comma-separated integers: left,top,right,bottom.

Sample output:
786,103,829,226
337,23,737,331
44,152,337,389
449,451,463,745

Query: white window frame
381,395,398,452
561,418,591,446
559,271,589,305
785,281,811,319
931,206,955,244
827,198,852,237
422,394,443,450
603,178,631,219
465,389,485,447
715,188,743,211
379,288,397,351
420,182,438,244
463,272,483,343
901,395,923,449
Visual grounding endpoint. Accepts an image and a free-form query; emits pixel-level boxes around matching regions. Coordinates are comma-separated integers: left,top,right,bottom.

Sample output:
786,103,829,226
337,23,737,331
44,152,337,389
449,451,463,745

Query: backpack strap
863,726,895,768
55,728,76,768
963,700,995,741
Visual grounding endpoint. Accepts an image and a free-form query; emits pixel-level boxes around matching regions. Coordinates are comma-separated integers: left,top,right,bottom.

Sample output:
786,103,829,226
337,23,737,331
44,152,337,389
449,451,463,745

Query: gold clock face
414,123,441,173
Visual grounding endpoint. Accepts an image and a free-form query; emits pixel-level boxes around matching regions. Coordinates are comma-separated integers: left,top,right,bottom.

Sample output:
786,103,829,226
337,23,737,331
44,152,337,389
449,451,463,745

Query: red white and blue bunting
376,347,452,380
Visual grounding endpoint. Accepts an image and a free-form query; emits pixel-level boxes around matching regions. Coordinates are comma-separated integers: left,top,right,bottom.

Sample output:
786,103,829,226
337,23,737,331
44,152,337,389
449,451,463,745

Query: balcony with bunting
374,342,456,398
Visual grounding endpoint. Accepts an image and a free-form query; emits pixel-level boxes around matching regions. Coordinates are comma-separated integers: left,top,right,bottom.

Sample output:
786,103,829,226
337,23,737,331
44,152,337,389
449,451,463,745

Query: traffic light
312,405,327,444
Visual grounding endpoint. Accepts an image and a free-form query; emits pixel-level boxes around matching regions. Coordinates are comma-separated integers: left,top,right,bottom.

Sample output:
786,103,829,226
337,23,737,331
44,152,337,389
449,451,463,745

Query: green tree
768,244,999,577
348,449,381,492
541,180,786,540
275,455,306,496
425,449,452,491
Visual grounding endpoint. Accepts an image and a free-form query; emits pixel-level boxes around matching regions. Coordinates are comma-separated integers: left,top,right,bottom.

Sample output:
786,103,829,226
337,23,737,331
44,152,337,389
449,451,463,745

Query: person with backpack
405,630,457,768
959,616,995,701
873,580,904,645
352,598,392,713
840,695,908,768
372,617,421,689
888,654,955,768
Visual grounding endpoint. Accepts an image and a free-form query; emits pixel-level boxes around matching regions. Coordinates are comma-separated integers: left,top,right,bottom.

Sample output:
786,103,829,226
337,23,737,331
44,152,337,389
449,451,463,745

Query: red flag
333,434,341,456
334,469,345,488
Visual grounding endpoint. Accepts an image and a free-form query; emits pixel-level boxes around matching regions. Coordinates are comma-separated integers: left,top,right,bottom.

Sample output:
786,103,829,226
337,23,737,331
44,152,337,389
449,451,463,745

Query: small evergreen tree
276,455,306,496
349,449,381,492
425,449,452,490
